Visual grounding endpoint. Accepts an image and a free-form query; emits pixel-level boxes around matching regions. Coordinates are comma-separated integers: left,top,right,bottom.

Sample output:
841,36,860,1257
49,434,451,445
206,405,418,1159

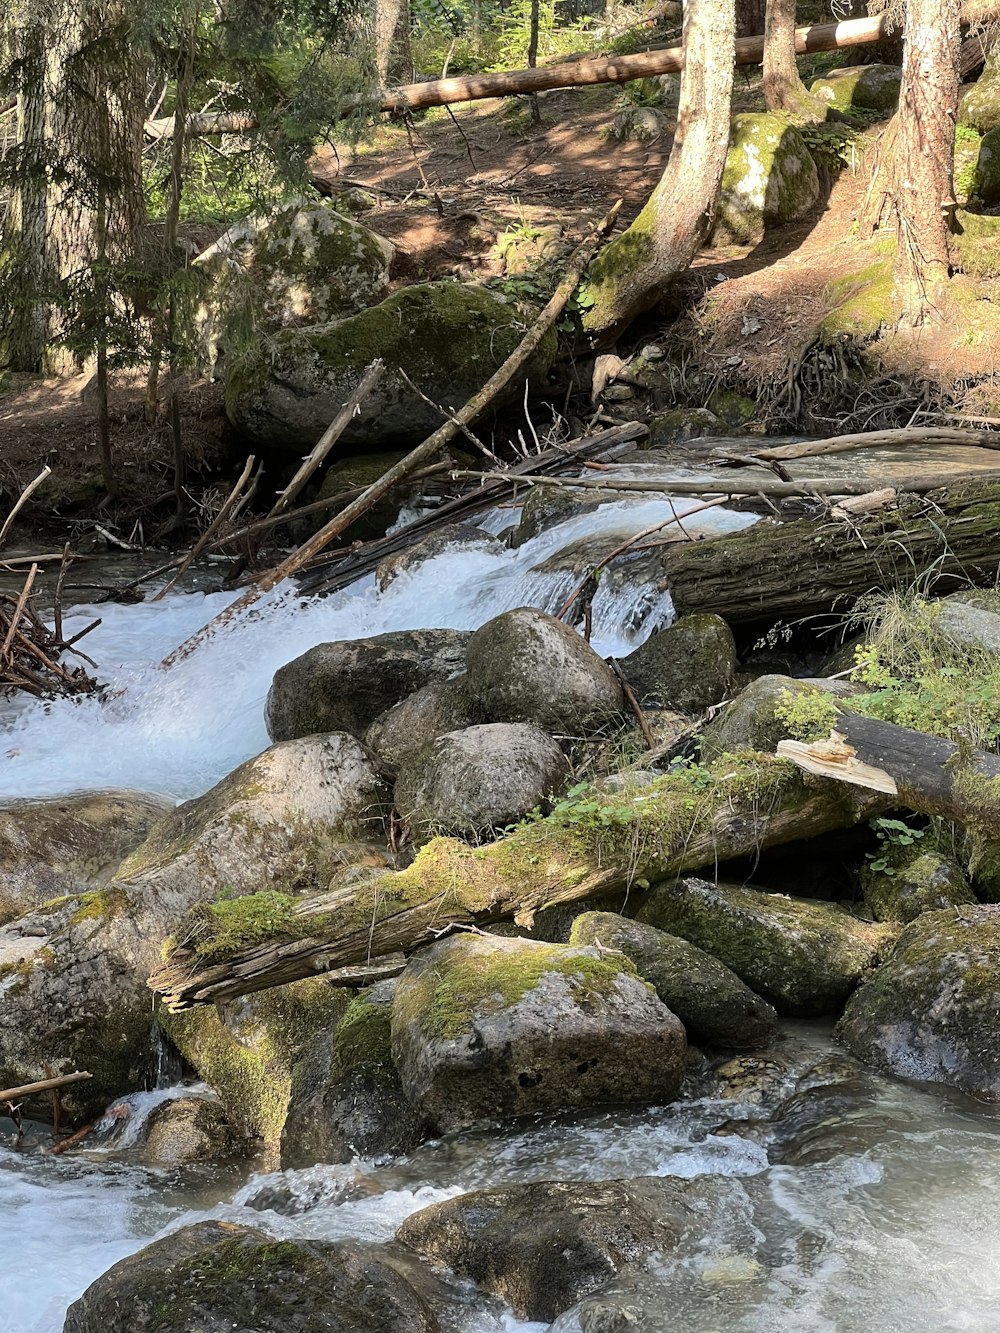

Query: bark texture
762,0,826,118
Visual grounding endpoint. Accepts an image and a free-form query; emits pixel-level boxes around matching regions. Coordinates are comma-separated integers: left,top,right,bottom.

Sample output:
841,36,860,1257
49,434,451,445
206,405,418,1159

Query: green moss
715,113,820,245
809,64,901,113
329,990,393,1078
820,258,894,337
69,885,130,925
190,890,296,961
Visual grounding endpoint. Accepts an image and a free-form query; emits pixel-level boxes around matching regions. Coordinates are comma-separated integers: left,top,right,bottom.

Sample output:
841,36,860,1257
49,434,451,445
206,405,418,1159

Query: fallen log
149,755,879,1008
737,426,1000,464
0,1071,92,1103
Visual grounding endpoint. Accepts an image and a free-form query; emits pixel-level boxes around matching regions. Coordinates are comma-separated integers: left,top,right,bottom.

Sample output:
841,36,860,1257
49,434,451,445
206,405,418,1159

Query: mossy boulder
964,828,1000,903
568,911,777,1048
139,1095,251,1166
960,58,1000,134
0,789,169,925
699,674,831,761
281,978,427,1168
394,723,570,844
225,281,558,452
621,613,738,714
391,933,686,1132
364,681,472,772
635,877,894,1016
375,522,504,590
266,629,469,743
63,1221,441,1333
837,905,1000,1098
714,114,820,246
397,1175,750,1323
643,408,726,448
860,846,975,925
809,63,901,112
706,389,757,428
462,606,624,736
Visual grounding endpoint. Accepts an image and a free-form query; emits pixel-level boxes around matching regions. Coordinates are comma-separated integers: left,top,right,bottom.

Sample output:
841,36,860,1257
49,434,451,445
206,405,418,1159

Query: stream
4,450,1000,1329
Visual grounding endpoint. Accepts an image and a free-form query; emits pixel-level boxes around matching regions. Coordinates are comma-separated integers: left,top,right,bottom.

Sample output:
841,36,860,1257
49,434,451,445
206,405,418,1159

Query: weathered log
0,1071,92,1102
149,756,877,1009
743,426,999,463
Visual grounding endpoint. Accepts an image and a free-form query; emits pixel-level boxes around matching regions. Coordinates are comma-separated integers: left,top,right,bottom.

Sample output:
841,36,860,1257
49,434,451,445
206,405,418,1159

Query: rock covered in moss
609,105,667,142
810,63,901,111
861,846,975,924
699,673,832,761
365,682,472,772
391,933,686,1132
226,281,558,451
568,911,777,1048
0,789,170,925
138,1095,250,1166
281,979,426,1169
463,606,624,735
636,877,893,1016
837,905,1000,1098
397,1175,749,1323
972,127,1000,204
961,53,1000,133
714,114,820,245
63,1221,441,1333
644,407,726,448
376,523,504,590
266,630,469,743
394,723,570,844
621,613,738,714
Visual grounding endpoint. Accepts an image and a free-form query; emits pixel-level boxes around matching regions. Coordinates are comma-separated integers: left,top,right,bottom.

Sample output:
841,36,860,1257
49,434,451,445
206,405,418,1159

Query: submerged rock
391,933,686,1133
394,723,570,843
837,905,1000,1099
266,629,469,743
568,911,777,1048
63,1221,441,1333
365,681,472,772
860,846,975,924
620,613,738,714
636,877,893,1016
810,63,901,111
714,113,820,245
375,523,504,590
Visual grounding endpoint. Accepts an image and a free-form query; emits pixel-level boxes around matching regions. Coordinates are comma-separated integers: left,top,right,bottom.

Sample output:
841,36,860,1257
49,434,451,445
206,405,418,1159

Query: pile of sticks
0,563,100,698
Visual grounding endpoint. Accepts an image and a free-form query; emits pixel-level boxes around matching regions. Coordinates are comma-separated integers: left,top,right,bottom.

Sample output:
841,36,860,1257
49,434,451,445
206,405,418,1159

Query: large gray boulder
364,681,472,772
394,723,570,843
266,629,469,743
463,607,624,735
620,613,738,714
714,113,820,245
569,911,777,1048
636,877,894,1016
136,1095,250,1166
63,1221,440,1333
391,933,686,1133
837,905,1000,1098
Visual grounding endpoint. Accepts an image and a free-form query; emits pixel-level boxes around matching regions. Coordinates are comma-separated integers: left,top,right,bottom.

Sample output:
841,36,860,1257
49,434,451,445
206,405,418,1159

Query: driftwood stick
0,1071,92,1102
742,426,998,464
0,467,52,549
47,1121,96,1155
153,454,257,602
460,468,1000,498
1,564,38,658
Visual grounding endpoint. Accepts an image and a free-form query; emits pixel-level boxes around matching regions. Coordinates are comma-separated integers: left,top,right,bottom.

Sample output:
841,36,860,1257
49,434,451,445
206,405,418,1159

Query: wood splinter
777,731,899,795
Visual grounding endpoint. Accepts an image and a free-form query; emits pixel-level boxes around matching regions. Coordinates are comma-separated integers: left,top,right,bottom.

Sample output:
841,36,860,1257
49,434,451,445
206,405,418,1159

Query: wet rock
376,523,504,590
391,933,686,1133
0,790,170,925
635,877,894,1016
266,629,469,743
810,63,901,112
63,1221,441,1333
511,483,638,547
713,1052,791,1104
837,904,1000,1098
860,846,975,924
714,114,820,245
463,607,624,735
364,681,472,772
281,979,427,1169
397,1175,747,1323
699,674,831,761
394,722,570,844
140,1095,250,1166
620,613,738,714
643,407,725,447
226,280,558,452
293,449,412,544
568,912,777,1048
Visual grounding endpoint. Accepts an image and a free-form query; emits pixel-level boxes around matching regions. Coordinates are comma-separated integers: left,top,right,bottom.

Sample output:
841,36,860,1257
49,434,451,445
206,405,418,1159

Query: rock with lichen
713,114,820,245
391,932,686,1133
620,613,738,714
809,64,901,112
860,845,975,924
365,681,472,772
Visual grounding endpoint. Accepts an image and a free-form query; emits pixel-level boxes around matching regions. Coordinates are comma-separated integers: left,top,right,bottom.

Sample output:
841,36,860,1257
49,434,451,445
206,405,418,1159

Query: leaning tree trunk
581,0,736,335
892,0,962,323
762,0,826,119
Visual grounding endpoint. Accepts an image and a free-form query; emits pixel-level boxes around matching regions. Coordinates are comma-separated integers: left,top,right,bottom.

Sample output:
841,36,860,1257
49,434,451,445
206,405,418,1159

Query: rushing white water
0,493,755,801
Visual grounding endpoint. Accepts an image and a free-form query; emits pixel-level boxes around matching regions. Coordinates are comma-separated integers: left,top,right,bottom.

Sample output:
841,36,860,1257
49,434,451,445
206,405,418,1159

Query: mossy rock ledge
837,905,1000,1099
860,846,975,925
225,280,558,452
390,933,687,1133
713,113,820,246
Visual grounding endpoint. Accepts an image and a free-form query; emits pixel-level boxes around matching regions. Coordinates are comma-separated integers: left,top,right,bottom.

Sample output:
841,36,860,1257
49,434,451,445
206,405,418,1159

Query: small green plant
867,816,926,876
774,688,838,741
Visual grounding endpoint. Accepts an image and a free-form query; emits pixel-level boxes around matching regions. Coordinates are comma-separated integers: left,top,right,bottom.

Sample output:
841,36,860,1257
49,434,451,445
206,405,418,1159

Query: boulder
937,591,1000,653
714,114,820,245
226,281,558,452
391,933,686,1133
397,1175,748,1323
139,1095,250,1166
973,127,1000,204
0,789,170,925
63,1221,440,1333
281,979,427,1169
809,63,901,112
394,723,570,843
265,629,469,743
609,106,667,142
643,407,725,448
364,682,472,772
510,484,639,547
620,613,738,714
860,846,975,924
699,674,830,761
0,735,384,1121
635,877,893,1016
293,449,412,544
375,522,504,590
961,53,1000,133
568,912,777,1048
837,905,1000,1099
463,607,624,735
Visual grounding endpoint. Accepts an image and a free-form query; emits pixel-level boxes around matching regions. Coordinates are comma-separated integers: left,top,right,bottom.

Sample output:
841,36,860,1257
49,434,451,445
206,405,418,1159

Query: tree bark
735,0,766,38
581,0,736,335
374,0,413,84
762,0,826,119
892,0,962,323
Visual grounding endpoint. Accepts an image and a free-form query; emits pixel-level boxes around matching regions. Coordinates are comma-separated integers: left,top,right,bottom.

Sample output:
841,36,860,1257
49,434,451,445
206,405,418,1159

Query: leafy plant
774,688,839,741
867,816,925,876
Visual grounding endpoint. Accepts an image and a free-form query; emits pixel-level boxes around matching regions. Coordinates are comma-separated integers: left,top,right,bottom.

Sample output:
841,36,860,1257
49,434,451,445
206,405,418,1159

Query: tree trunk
735,0,765,38
892,0,962,323
374,0,413,84
581,0,736,335
762,0,825,119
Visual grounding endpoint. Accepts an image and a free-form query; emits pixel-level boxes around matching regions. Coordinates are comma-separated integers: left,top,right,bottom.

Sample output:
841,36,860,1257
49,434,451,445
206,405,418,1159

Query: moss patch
820,259,894,338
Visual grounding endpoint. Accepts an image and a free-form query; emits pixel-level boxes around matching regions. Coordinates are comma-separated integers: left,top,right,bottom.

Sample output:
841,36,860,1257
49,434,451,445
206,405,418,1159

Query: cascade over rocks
713,113,820,245
390,933,686,1133
394,723,570,843
620,613,739,714
569,911,778,1048
375,523,504,590
364,681,472,772
265,630,469,743
636,877,895,1016
63,1221,441,1333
